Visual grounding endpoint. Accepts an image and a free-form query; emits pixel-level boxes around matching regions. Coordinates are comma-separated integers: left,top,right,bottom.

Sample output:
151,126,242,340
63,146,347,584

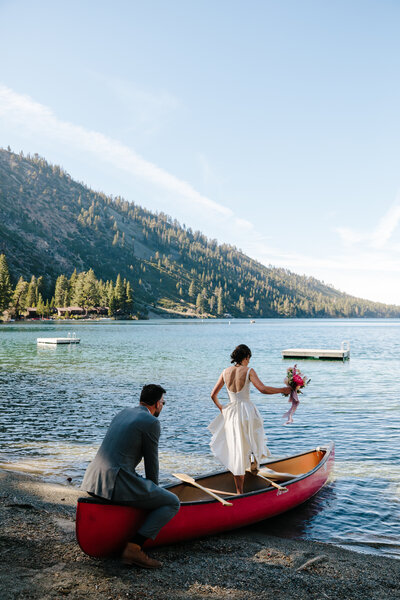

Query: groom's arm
142,420,161,484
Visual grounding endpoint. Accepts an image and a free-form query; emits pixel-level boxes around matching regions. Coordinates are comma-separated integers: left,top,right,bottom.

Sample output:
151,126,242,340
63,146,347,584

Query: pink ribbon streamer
282,388,299,424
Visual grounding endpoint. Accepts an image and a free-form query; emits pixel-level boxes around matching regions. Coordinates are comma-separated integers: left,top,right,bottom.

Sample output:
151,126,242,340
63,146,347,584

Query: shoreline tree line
0,254,133,320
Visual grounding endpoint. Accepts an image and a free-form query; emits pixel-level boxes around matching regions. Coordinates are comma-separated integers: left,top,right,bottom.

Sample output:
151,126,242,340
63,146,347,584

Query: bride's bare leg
233,475,245,494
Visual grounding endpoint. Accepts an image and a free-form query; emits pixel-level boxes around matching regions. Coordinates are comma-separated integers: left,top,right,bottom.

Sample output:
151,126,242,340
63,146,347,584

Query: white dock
282,341,350,361
37,335,80,345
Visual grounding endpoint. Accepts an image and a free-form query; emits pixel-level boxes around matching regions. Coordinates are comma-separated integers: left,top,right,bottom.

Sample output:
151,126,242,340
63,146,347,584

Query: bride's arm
249,369,291,395
211,373,225,412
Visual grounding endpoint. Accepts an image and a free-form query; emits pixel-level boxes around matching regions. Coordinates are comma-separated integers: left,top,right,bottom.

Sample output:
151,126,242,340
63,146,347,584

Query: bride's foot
250,460,258,473
233,475,245,495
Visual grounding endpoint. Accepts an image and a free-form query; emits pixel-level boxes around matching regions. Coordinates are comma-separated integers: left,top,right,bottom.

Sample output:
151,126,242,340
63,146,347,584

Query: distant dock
37,335,80,345
282,341,350,361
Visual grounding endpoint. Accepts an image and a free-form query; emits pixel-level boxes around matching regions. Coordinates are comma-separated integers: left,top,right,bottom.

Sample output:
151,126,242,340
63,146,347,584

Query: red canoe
76,442,334,557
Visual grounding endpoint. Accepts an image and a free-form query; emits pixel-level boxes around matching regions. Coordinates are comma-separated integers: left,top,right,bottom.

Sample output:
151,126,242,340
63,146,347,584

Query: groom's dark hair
140,384,166,406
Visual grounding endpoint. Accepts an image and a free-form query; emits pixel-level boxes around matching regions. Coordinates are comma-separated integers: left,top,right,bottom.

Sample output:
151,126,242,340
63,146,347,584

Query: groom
81,384,180,569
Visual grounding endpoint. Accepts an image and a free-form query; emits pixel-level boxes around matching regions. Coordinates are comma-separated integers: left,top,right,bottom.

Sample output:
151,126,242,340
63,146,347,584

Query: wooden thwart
247,469,288,492
258,467,302,482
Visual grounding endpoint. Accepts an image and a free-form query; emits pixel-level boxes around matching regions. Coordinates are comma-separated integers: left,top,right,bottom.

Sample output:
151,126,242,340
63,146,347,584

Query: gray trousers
124,487,180,540
111,476,180,540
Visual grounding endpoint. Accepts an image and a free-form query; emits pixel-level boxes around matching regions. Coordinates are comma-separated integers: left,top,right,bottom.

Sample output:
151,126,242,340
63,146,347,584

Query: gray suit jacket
81,406,161,501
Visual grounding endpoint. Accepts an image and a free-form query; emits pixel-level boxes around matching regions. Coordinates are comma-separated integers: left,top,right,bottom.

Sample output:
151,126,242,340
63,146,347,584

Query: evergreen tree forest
0,254,133,320
1,147,399,320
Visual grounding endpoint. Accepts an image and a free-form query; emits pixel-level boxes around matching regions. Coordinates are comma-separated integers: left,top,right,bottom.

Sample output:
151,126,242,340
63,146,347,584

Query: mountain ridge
0,147,398,318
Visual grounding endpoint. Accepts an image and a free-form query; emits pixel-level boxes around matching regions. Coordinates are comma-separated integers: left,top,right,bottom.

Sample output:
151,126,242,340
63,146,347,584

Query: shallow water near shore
1,318,399,559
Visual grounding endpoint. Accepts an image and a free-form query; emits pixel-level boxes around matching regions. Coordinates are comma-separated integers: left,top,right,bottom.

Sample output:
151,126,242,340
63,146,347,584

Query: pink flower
293,374,304,386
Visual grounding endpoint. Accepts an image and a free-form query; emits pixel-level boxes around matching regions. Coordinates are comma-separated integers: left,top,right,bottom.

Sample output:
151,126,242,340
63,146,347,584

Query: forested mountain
0,147,399,318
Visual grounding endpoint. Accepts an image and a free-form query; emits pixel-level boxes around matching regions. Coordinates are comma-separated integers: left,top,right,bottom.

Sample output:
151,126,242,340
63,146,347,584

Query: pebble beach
1,468,399,600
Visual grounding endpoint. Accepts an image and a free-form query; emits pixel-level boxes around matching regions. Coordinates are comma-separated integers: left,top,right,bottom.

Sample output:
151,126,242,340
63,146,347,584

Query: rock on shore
0,468,399,600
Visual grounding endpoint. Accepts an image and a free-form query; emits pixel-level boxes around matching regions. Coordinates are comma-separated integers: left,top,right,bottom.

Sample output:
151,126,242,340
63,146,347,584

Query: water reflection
248,480,338,538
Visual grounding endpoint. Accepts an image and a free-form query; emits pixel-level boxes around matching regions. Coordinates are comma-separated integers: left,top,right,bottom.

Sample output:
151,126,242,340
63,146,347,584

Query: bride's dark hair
230,344,252,364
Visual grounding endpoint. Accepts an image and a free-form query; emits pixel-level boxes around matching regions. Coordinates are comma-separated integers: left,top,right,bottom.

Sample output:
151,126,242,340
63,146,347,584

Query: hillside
0,147,399,318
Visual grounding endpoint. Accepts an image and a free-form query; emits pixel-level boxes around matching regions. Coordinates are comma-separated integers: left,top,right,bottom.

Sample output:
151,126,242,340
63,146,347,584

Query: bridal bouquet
285,365,310,393
283,365,310,424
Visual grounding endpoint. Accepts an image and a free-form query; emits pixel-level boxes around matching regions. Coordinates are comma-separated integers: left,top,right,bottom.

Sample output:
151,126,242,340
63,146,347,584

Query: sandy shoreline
1,468,399,600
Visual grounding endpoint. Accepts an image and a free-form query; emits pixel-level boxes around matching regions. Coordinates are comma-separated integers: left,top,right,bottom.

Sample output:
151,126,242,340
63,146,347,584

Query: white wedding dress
208,367,271,476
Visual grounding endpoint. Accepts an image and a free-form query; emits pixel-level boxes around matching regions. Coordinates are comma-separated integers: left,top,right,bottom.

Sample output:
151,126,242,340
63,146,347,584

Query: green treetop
0,254,12,313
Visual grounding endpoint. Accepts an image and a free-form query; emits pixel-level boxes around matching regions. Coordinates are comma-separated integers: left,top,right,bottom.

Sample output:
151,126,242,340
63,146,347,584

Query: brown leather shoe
121,543,162,569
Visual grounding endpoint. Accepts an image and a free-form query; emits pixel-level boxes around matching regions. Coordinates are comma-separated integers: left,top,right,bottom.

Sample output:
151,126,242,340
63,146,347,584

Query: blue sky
0,0,399,303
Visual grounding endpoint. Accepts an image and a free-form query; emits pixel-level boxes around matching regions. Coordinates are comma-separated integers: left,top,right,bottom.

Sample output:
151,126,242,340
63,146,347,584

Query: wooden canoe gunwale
164,442,334,505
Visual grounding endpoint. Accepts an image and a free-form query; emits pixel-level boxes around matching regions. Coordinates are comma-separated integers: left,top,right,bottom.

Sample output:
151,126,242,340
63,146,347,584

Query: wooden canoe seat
258,468,305,481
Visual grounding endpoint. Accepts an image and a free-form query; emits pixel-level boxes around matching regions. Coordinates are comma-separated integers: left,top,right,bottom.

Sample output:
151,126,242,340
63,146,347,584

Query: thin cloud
335,192,400,249
370,195,400,248
335,227,367,246
0,84,231,218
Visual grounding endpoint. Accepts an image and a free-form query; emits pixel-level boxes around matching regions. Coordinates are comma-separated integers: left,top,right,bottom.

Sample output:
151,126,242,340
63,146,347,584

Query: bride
209,344,291,494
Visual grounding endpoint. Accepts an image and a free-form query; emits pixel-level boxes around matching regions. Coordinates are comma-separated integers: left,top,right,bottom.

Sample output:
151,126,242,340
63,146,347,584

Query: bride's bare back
224,365,249,392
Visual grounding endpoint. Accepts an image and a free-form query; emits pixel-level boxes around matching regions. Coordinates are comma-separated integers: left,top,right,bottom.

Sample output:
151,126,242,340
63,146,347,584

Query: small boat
76,442,334,557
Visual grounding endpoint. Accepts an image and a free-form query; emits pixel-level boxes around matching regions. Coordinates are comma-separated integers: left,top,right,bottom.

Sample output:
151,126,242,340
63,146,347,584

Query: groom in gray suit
81,384,180,569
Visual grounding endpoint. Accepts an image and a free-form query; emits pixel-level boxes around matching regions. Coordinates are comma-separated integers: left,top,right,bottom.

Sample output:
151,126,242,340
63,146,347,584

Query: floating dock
282,341,350,361
37,336,80,345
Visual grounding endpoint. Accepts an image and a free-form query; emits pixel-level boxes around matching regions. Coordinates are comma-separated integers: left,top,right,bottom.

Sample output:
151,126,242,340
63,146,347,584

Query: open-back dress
208,367,271,476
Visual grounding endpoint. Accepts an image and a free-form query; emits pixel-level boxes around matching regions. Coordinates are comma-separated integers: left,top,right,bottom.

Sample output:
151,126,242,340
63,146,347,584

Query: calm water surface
1,319,399,559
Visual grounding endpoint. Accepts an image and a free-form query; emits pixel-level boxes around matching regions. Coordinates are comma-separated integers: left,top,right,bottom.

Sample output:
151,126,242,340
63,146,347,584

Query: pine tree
125,281,133,314
71,271,86,306
12,277,28,318
54,275,69,307
188,280,195,298
82,269,100,308
36,293,45,317
25,276,37,307
215,287,224,316
0,254,12,313
108,292,117,317
209,295,215,313
106,280,114,306
44,299,50,318
114,274,125,312
35,276,43,305
196,293,205,313
69,269,78,303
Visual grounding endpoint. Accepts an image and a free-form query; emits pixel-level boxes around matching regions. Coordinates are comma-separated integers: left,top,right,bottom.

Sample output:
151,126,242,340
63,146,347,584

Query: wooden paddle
247,470,288,492
172,473,233,506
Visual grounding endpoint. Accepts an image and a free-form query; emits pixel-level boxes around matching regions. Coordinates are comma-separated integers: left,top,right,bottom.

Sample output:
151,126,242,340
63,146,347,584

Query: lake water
1,318,399,559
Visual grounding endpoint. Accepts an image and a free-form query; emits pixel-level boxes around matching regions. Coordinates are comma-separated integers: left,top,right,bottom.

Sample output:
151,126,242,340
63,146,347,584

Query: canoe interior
169,448,326,503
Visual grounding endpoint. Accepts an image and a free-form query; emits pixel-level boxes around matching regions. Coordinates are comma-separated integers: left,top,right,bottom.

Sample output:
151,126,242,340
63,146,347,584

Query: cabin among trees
0,254,134,321
56,306,109,317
